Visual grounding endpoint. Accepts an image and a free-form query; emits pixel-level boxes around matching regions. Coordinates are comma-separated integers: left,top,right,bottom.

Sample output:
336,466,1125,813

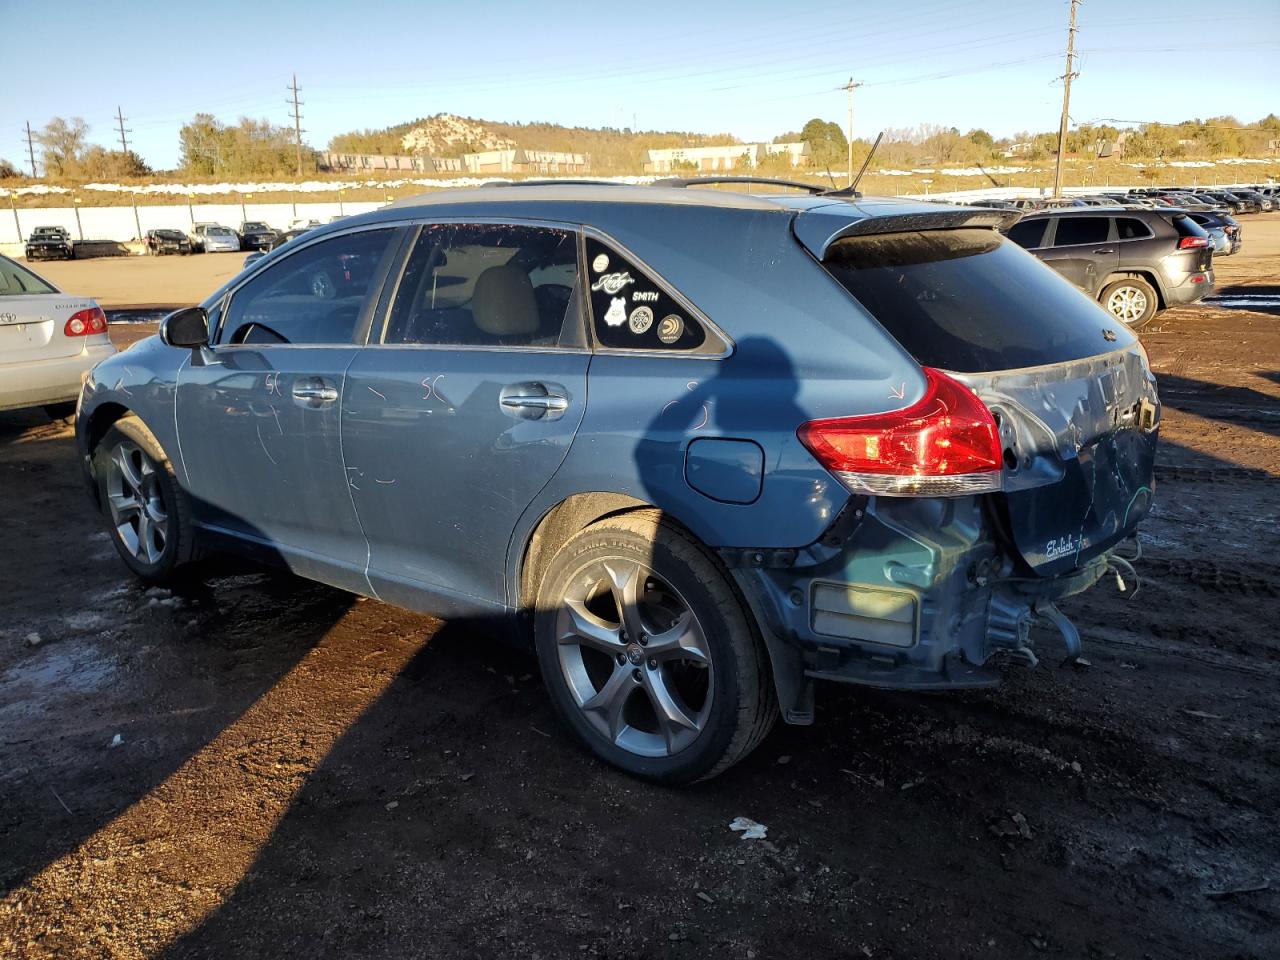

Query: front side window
1051,217,1110,247
219,228,395,345
583,236,706,351
383,222,581,348
0,256,56,296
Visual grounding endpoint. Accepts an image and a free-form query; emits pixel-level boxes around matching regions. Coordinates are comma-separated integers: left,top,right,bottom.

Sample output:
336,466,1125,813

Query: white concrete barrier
1,201,383,246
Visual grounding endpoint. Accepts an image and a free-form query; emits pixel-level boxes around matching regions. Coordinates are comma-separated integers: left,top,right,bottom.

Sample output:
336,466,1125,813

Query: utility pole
287,74,305,177
115,106,132,156
841,77,863,187
24,121,38,177
1052,0,1081,197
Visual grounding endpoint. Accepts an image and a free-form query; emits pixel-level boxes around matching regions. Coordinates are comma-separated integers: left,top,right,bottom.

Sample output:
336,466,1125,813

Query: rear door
813,225,1158,577
0,255,91,363
1034,216,1117,297
342,220,589,611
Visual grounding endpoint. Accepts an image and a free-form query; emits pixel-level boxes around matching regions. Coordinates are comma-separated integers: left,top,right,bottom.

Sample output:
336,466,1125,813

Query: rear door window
820,228,1135,373
1050,216,1111,246
382,222,583,348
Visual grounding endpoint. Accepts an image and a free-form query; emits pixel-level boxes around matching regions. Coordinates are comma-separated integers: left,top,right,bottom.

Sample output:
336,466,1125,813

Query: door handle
501,394,569,412
499,382,569,421
292,379,338,404
1093,248,1114,254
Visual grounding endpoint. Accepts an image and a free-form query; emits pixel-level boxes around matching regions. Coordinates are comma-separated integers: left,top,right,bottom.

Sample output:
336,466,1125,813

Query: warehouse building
643,141,810,173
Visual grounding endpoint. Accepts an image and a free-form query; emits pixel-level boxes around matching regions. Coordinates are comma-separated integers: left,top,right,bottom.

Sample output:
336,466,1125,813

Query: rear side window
1051,217,1110,246
1006,218,1047,249
1170,214,1209,241
820,229,1135,373
583,236,705,351
1116,218,1153,240
0,256,56,296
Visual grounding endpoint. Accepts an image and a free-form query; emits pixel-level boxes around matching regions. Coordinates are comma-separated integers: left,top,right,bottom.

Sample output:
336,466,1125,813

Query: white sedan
0,254,115,418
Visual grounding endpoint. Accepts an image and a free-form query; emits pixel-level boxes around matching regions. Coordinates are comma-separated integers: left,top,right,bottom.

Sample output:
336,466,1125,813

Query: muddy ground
1,222,1278,960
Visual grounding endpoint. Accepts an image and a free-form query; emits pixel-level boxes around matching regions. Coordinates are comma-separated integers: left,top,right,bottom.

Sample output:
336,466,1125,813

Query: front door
175,226,400,592
341,222,589,611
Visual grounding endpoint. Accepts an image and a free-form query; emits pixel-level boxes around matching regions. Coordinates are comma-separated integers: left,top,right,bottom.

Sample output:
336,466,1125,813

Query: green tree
799,118,848,169
36,117,90,177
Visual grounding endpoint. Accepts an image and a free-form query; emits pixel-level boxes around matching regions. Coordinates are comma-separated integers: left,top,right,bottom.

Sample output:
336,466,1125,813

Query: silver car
0,254,115,417
192,224,241,253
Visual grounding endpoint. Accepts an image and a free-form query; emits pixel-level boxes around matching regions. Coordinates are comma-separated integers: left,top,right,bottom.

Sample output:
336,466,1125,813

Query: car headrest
472,265,538,337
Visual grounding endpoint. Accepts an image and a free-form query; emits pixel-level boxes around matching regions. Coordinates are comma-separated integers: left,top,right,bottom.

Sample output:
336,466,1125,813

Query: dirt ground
28,252,246,310
1,220,1278,960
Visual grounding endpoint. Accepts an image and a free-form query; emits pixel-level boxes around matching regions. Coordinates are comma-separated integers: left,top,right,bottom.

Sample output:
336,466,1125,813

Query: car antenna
824,131,882,197
977,163,1005,189
823,164,838,191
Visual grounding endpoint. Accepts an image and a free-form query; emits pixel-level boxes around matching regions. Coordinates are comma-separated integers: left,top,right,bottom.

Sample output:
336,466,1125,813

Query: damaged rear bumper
726,494,1124,723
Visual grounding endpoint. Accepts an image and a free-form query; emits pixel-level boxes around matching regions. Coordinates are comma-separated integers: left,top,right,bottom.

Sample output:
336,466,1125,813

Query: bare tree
36,117,90,177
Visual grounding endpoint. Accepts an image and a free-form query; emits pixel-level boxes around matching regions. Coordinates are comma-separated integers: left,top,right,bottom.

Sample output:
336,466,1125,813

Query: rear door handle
500,382,569,421
292,377,339,405
1093,248,1114,254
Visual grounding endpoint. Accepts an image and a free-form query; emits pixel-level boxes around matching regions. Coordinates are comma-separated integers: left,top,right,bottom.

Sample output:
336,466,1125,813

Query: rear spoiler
792,206,1023,260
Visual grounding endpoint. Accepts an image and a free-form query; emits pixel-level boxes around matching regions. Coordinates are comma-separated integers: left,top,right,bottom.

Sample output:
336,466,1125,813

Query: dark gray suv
1005,208,1214,327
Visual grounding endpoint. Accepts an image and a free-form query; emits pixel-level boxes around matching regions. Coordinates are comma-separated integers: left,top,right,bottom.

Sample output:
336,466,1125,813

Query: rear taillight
797,368,1002,498
64,306,108,337
1177,236,1208,249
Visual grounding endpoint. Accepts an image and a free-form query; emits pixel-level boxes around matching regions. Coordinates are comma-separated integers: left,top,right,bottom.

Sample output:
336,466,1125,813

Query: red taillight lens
64,307,108,337
797,368,1002,497
1177,236,1208,249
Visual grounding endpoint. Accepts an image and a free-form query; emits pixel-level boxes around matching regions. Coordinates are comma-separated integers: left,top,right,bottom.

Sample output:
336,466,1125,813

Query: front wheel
534,511,776,783
93,417,198,583
1100,276,1159,328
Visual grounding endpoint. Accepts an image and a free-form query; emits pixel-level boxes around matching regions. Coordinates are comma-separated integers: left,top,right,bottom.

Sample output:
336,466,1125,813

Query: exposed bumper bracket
1032,598,1084,667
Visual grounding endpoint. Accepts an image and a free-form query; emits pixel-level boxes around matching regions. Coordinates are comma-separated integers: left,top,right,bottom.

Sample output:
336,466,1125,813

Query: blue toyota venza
77,182,1158,782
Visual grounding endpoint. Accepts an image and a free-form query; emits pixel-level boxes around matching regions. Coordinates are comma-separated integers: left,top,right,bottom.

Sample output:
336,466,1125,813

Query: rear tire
1100,276,1159,329
93,417,198,585
534,510,776,783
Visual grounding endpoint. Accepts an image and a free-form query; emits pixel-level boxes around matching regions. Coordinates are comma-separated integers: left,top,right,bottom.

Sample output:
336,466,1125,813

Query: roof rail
651,175,830,195
479,179,629,189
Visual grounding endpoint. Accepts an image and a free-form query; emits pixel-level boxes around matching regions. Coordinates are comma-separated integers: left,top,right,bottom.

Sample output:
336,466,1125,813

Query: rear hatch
798,207,1159,577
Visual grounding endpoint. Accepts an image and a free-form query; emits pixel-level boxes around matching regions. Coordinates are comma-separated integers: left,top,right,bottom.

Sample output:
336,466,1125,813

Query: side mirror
159,306,209,349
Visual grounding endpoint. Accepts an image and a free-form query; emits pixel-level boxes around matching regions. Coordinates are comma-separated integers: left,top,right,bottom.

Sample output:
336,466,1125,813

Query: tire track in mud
1142,556,1280,598
1155,464,1275,484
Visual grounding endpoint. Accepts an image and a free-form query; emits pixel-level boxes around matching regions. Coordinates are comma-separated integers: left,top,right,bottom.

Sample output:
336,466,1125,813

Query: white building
644,142,809,174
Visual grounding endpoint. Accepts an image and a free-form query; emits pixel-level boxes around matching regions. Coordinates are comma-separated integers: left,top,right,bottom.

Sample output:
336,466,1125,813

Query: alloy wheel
105,441,169,565
1105,285,1148,324
555,558,713,758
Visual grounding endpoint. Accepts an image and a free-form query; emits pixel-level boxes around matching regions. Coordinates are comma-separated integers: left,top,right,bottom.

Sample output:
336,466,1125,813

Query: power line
287,74,305,177
23,121,37,178
1053,0,1081,197
115,106,132,155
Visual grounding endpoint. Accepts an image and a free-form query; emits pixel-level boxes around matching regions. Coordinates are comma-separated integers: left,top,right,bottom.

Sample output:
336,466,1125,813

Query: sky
5,0,1279,172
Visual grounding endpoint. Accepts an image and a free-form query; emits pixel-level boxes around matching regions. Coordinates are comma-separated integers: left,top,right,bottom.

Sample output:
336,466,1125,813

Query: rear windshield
820,228,1136,373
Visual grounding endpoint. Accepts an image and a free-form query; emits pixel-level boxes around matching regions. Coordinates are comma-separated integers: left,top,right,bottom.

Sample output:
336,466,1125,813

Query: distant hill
328,113,743,173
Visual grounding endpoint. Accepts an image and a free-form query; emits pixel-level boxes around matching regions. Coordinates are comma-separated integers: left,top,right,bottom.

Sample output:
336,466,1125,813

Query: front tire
1100,276,1159,328
93,417,198,584
534,511,776,783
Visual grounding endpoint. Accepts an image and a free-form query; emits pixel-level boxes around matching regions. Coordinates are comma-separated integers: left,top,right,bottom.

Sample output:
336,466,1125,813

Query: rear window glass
1051,217,1110,246
820,229,1135,373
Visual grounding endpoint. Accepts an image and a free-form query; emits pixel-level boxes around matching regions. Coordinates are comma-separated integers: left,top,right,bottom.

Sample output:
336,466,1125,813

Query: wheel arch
81,403,173,508
1100,269,1166,309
